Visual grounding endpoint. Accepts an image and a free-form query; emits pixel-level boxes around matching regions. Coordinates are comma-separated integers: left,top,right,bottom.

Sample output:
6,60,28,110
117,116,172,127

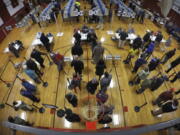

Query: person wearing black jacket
150,75,168,91
73,31,81,45
65,93,78,107
71,43,83,58
40,33,51,52
148,57,160,72
95,59,106,80
71,59,84,75
8,43,20,58
26,59,43,77
86,78,99,94
166,56,180,73
132,35,143,50
118,30,128,48
64,108,81,122
170,71,180,83
151,99,179,116
143,31,152,44
31,49,46,68
155,31,163,47
161,49,176,64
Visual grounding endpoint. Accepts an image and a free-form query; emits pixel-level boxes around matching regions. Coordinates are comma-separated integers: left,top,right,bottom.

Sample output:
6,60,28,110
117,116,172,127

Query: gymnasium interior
0,0,179,135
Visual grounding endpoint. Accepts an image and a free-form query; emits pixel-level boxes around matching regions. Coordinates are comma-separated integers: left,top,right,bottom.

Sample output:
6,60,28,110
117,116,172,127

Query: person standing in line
96,59,106,80
149,75,169,91
13,100,34,112
152,88,175,106
71,58,84,75
151,99,179,116
68,73,82,93
20,79,37,94
23,65,41,84
170,71,180,83
136,75,168,94
31,49,46,68
129,67,149,85
73,30,81,45
92,43,104,64
96,90,108,105
26,59,43,77
118,29,128,48
165,56,180,73
148,57,160,72
86,78,99,94
40,33,51,52
65,93,78,107
143,31,152,45
100,72,112,92
20,89,40,103
141,41,155,59
50,52,64,72
161,48,176,64
132,35,143,50
132,55,147,73
8,116,33,126
71,43,83,59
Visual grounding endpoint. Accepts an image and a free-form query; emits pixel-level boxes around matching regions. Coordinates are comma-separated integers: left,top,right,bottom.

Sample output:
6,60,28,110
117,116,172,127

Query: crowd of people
2,0,179,130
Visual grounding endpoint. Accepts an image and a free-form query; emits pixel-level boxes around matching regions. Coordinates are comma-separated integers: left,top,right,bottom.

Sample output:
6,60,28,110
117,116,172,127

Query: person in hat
152,88,175,107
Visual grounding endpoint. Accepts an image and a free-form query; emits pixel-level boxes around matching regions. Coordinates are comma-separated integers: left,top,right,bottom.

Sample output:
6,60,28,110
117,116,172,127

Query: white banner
3,0,24,16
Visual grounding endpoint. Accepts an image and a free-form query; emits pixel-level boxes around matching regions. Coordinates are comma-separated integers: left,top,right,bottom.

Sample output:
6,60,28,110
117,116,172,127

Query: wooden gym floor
0,2,180,135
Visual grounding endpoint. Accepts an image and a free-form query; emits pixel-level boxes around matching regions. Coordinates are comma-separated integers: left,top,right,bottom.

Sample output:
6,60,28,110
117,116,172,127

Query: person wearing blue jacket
20,89,40,102
141,41,155,59
132,55,147,73
21,79,37,93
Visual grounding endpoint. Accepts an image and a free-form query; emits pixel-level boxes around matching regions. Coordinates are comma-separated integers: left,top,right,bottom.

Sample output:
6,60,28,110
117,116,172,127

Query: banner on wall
160,0,175,17
3,0,24,16
0,17,4,26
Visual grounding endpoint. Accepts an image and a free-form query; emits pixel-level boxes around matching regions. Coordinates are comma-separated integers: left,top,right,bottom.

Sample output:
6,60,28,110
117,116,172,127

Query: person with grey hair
92,42,104,64
129,67,149,85
86,78,99,94
100,72,112,92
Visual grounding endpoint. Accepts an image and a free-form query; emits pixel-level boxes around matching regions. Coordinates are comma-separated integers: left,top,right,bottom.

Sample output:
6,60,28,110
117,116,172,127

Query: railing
2,118,180,135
